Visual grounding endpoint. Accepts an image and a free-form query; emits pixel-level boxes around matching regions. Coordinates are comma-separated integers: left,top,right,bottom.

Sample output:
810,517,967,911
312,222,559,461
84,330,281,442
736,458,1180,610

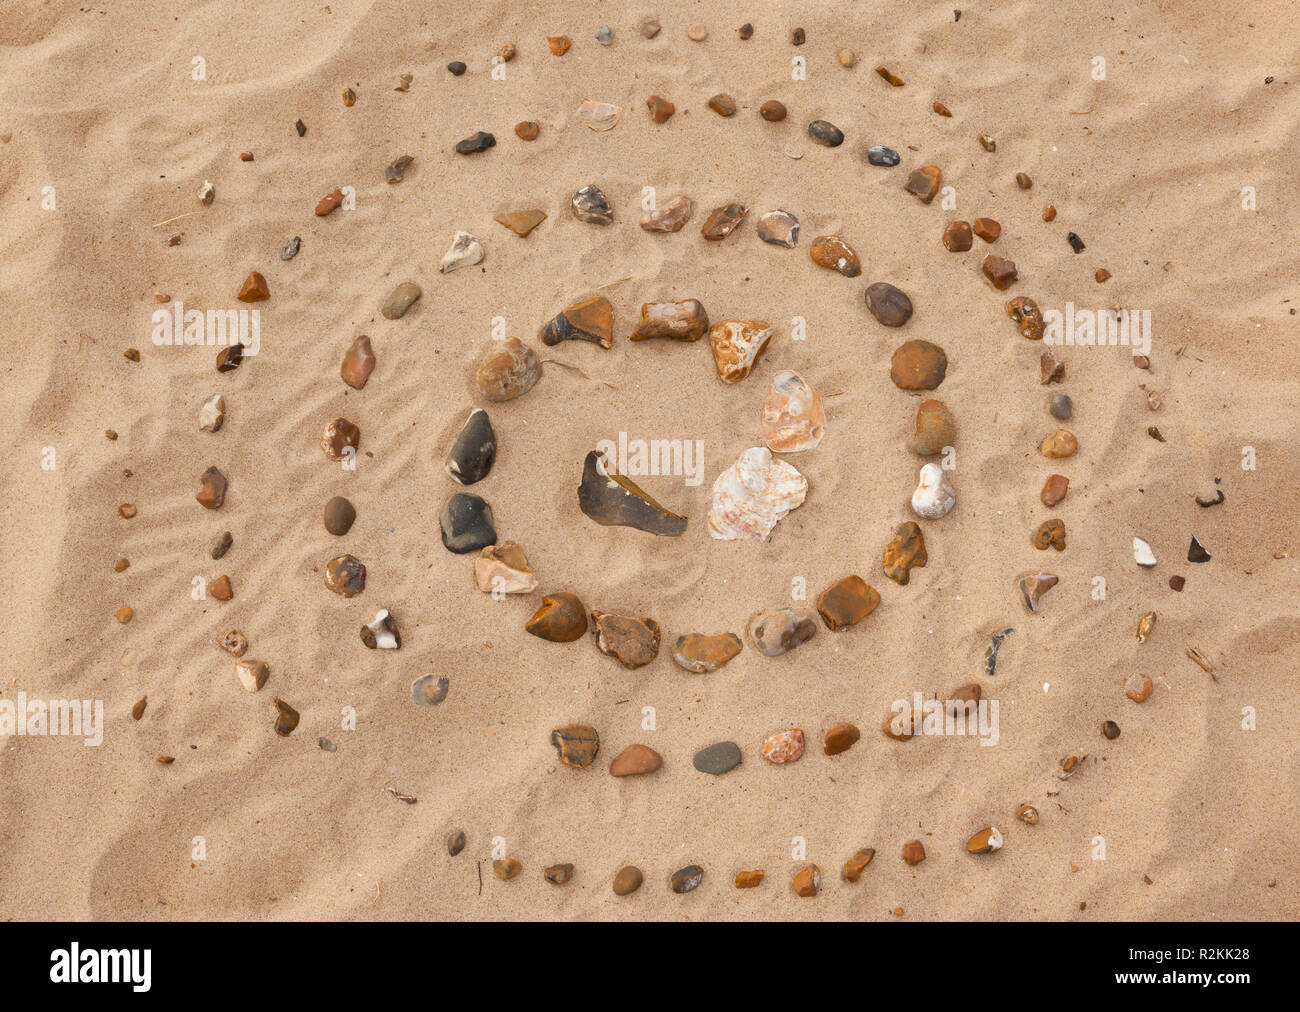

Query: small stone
613,866,643,895
394,72,413,92
494,858,522,880
439,230,486,270
498,43,516,62
686,24,707,41
693,741,742,775
1133,354,1151,370
838,49,858,68
1102,720,1122,740
1043,204,1057,221
106,429,118,440
1040,349,1065,384
710,446,806,540
545,863,575,885
982,254,1018,289
440,493,496,553
218,629,248,657
324,555,365,597
551,724,599,767
903,841,926,866
1006,297,1044,340
360,609,401,649
447,830,466,856
342,86,358,105
646,95,675,123
641,20,661,39
630,300,709,342
883,521,928,584
446,408,496,485
572,185,614,224
816,575,881,630
1068,231,1086,254
967,827,1004,855
410,675,450,708
738,23,754,40
281,236,301,260
595,25,612,45
1049,393,1072,419
791,28,806,45
538,294,614,347
762,370,824,452
708,320,772,384
1188,537,1211,563
494,208,547,236
578,449,687,536
474,541,538,594
756,209,800,248
735,870,764,888
793,865,820,897
933,101,952,116
1095,267,1111,283
1033,519,1067,551
591,611,661,669
904,165,942,202
978,134,996,152
1125,674,1154,703
843,849,875,881
115,558,129,572
385,154,414,183
748,606,818,656
1041,474,1069,507
455,131,495,154
1169,575,1185,591
973,217,1001,242
762,729,805,764
216,344,243,372
119,503,137,519
577,100,620,131
324,496,356,536
526,593,588,642
380,281,421,319
672,633,743,673
321,417,360,461
701,202,748,240
809,235,861,277
273,698,300,737
315,188,344,216
199,393,225,432
474,338,541,402
124,347,142,361
867,145,900,167
866,282,914,327
1017,805,1040,824
708,93,737,117
340,335,375,389
912,463,956,519
875,66,904,86
131,696,146,720
210,574,233,601
1148,390,1163,411
942,220,973,252
640,195,693,232
609,744,663,777
199,180,215,205
807,120,844,147
909,399,955,456
1015,172,1033,189
759,100,787,122
196,466,227,509
546,35,571,55
1137,611,1156,644
1041,429,1078,458
236,659,269,692
1018,572,1059,612
237,271,269,302
824,723,861,756
671,866,704,893
891,340,947,390
514,120,539,141
115,605,133,624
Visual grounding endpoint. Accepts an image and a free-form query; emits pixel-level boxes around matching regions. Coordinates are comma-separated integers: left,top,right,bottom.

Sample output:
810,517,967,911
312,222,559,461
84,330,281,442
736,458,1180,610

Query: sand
1,0,1297,921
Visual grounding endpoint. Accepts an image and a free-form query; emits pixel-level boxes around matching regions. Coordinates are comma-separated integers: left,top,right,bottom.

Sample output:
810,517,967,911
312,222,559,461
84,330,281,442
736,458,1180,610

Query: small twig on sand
477,860,483,896
596,276,632,291
151,211,200,228
540,358,619,389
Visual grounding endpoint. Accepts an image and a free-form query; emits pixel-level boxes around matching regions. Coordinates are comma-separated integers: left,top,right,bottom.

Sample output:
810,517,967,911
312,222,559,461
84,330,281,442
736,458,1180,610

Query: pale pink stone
762,370,825,452
708,446,807,541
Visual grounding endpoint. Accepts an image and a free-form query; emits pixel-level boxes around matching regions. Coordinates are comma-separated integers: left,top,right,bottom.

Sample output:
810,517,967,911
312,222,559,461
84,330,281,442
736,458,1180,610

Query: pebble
1043,204,1057,222
807,120,844,147
199,393,225,432
708,93,738,117
281,236,300,260
759,100,787,122
323,496,356,536
671,632,743,673
1015,172,1033,189
1188,536,1211,563
1017,805,1040,824
609,744,663,777
215,344,243,372
738,23,754,40
1040,429,1078,458
865,282,913,327
342,86,358,106
340,335,375,389
810,235,861,276
321,417,360,461
210,574,233,600
545,864,575,885
1102,721,1121,741
440,493,496,553
385,154,414,183
909,399,955,456
875,66,904,86
119,503,137,519
1133,537,1157,569
762,370,824,452
613,866,644,895
526,593,588,642
577,100,620,131
883,521,928,584
315,188,344,216
196,466,228,509
1018,572,1059,612
1068,231,1086,254
1040,349,1065,384
361,609,401,649
474,541,538,594
693,741,742,775
973,217,1001,242
757,209,800,247
762,728,805,763
904,165,941,202
199,180,215,205
1049,393,1072,419
1041,474,1069,507
324,555,366,597
890,339,947,389
546,36,571,55
701,202,748,240
793,865,821,897
595,25,612,45
670,866,704,893
791,28,806,45
474,338,541,402
967,827,1004,855
446,60,466,76
867,145,900,166
709,446,806,540
641,19,661,39
380,281,421,319
439,230,484,272
708,319,771,382
454,131,495,154
571,185,614,224
130,697,146,720
838,49,858,68
1169,574,1185,591
942,220,972,252
410,674,450,707
218,629,248,657
686,24,708,41
735,870,764,888
447,830,466,856
446,408,496,485
748,606,818,656
1006,296,1044,340
494,858,522,880
843,849,875,881
640,195,693,232
646,95,675,123
551,724,599,767
115,605,133,624
237,271,269,303
933,101,952,116
274,698,300,737
591,611,662,668
513,120,539,141
1033,519,1066,551
630,299,709,342
236,659,269,693
578,449,688,536
824,723,861,756
978,134,996,152
1137,611,1156,643
1124,674,1154,703
982,254,1018,289
912,463,956,519
816,575,881,629
115,558,129,572
903,841,926,866
494,208,547,236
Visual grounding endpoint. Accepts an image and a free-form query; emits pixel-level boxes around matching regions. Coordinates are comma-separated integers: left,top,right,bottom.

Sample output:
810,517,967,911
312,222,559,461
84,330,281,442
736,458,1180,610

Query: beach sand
0,0,1297,921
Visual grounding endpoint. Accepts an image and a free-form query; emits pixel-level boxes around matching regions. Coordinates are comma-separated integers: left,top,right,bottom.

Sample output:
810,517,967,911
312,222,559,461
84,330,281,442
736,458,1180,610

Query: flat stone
410,674,450,707
385,154,414,183
640,195,693,232
793,865,821,897
890,339,947,389
321,417,360,461
540,295,613,348
439,230,484,272
762,728,805,763
865,282,913,326
909,399,955,455
360,609,401,649
455,130,495,154
380,281,421,319
670,866,703,894
762,370,824,453
708,93,737,117
974,217,1001,242
578,449,688,536
843,848,875,881
578,100,620,131
274,698,300,737
514,120,539,141
1188,536,1211,563
475,338,541,401
630,299,709,341
942,220,973,252
646,95,675,123
816,575,881,629
199,393,225,432
281,236,300,260
526,593,588,642
315,188,344,216
903,841,926,866
791,28,806,45
340,335,375,389
735,870,765,888
1007,296,1044,340
1034,519,1066,551
447,830,466,856
210,574,232,600
571,185,613,224
1041,428,1078,458
1040,348,1065,384
686,24,706,41
912,462,956,519
493,858,522,880
237,271,269,302
748,606,818,656
759,100,787,121
1041,474,1070,507
474,541,538,594
609,744,663,777
701,202,748,240
905,165,941,202
982,254,1018,289
544,863,575,885
547,35,571,55
693,741,742,775
883,521,928,584
1018,572,1059,612
324,496,356,536
810,235,861,276
867,145,900,166
709,319,772,382
591,611,661,668
551,724,599,767
1049,393,1073,419
807,120,844,146
215,344,243,372
709,446,806,540
236,659,269,692
440,493,496,553
446,408,496,485
838,49,857,67
595,25,612,45
672,633,743,673
211,531,232,559
613,866,643,895
324,555,365,596
757,209,800,247
196,466,227,509
494,208,547,236
824,723,861,756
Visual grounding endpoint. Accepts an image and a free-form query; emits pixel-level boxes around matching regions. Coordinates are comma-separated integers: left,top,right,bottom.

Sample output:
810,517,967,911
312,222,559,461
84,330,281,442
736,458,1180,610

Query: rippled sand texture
1,0,1297,921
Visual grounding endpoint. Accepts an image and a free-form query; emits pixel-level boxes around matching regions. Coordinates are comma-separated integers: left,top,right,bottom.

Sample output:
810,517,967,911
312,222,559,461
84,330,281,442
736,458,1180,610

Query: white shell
911,463,955,519
708,446,807,541
439,230,484,273
1133,537,1157,567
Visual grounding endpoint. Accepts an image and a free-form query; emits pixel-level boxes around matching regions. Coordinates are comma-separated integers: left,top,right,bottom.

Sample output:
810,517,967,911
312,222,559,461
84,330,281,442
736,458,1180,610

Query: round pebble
613,866,643,895
324,496,356,536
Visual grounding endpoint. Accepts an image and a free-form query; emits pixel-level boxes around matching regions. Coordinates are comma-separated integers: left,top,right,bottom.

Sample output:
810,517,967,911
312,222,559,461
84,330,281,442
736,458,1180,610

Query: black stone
693,741,742,775
808,120,844,147
791,28,805,45
445,408,496,485
294,119,306,137
447,61,467,76
455,131,496,155
864,282,914,327
1187,536,1211,563
216,343,244,372
867,145,901,166
578,450,687,536
1068,231,1086,254
281,236,301,260
440,493,497,553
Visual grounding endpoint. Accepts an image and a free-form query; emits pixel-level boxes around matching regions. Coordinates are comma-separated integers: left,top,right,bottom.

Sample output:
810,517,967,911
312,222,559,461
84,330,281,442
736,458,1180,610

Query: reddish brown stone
1041,474,1070,507
701,203,748,240
843,848,875,881
793,864,821,897
590,611,661,668
210,574,232,600
904,165,941,202
909,400,954,456
321,417,360,461
547,35,571,55
809,235,861,277
609,744,663,777
824,723,861,756
982,255,1018,289
708,93,737,116
324,554,365,597
883,521,928,585
902,840,926,866
196,466,227,509
514,120,539,141
315,188,344,216
494,208,547,236
273,698,299,736
759,100,787,121
1033,519,1067,551
526,593,588,642
816,575,880,629
942,220,972,252
890,339,948,390
1006,296,1044,340
973,217,1001,242
630,299,708,342
671,632,742,673
646,95,675,123
340,335,375,389
735,869,765,888
237,271,269,302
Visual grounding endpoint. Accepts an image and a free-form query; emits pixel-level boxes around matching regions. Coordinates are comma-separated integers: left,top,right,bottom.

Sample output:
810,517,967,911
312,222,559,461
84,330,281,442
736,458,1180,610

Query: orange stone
942,220,972,252
824,723,861,755
609,744,663,777
883,521,928,585
816,575,880,629
237,271,268,303
902,840,926,866
494,208,547,236
761,728,805,764
210,574,233,601
315,188,344,216
1006,296,1044,340
646,95,675,123
547,35,571,55
735,869,765,889
982,255,1018,290
793,864,821,897
905,165,941,202
973,217,1001,242
809,235,861,277
843,848,875,881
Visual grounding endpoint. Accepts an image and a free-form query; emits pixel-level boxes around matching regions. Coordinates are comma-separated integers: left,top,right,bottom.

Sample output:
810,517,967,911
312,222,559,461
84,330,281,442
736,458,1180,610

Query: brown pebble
792,865,821,897
447,830,466,856
1096,268,1112,283
131,696,147,720
1040,428,1078,458
498,43,516,62
157,756,174,764
759,100,787,122
670,865,704,893
1043,204,1057,221
843,849,875,881
115,605,133,624
324,496,356,536
876,66,904,86
613,866,643,895
708,93,737,117
609,743,663,777
738,23,753,40
550,724,600,767
1033,519,1067,551
514,120,540,141
321,417,360,461
942,220,972,252
115,558,129,572
933,101,952,116
1006,296,1045,340
1016,172,1033,189
546,35,571,56
340,335,375,389
196,466,227,509
341,87,356,107
273,697,300,736
1016,804,1039,825
904,165,942,203
526,592,588,642
1124,673,1154,703
493,857,522,880
1169,575,1185,591
809,235,861,277
1041,348,1065,384
824,723,861,756
544,863,574,885
1041,474,1070,507
646,96,675,123
982,254,1018,289
816,575,880,629
237,271,269,302
215,344,243,372
979,134,996,152
240,151,254,161
735,869,764,888
1102,720,1122,740
124,348,141,361
119,503,137,519
902,840,926,866
762,728,805,764
973,217,1001,242
105,429,118,440
210,574,232,601
838,49,857,68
